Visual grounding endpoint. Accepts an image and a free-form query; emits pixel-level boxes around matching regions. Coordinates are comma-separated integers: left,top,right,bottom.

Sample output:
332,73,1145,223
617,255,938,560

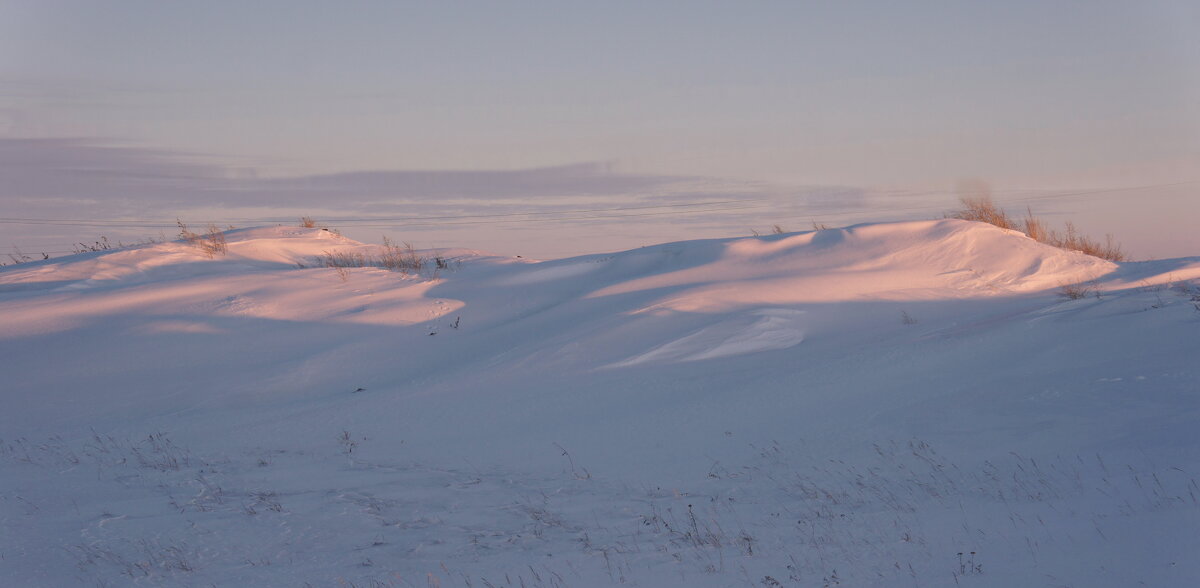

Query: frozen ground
2,220,1199,587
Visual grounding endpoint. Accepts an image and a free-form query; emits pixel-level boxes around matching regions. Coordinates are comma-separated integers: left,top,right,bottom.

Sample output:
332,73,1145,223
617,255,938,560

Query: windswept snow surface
2,220,1199,587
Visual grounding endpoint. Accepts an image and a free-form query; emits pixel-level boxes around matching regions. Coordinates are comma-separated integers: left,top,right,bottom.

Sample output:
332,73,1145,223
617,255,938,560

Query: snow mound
582,219,1117,313
0,226,341,290
0,219,1124,352
0,227,480,337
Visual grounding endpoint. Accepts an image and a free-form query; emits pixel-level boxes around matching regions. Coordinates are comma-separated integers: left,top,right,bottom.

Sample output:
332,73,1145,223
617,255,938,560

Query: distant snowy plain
2,220,1199,587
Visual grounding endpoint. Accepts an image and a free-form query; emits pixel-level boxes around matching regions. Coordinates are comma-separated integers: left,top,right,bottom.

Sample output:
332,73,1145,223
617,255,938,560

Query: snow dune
587,219,1116,309
2,220,1198,587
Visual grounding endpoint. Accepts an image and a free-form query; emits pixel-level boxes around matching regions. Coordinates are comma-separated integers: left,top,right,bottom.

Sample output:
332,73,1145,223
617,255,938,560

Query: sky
2,1,1198,259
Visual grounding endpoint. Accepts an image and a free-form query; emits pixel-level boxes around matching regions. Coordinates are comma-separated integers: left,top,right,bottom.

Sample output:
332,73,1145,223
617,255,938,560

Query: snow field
2,220,1199,586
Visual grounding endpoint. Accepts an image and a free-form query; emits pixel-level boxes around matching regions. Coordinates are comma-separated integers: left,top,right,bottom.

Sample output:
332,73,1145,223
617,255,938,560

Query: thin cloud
1,137,904,259
1,138,714,211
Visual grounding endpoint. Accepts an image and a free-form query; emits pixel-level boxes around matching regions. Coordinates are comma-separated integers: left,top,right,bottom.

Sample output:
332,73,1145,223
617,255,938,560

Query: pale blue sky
1,1,1198,257
5,1,1198,183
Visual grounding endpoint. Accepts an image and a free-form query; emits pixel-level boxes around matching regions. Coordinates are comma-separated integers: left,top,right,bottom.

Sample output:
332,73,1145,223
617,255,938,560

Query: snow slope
2,220,1198,587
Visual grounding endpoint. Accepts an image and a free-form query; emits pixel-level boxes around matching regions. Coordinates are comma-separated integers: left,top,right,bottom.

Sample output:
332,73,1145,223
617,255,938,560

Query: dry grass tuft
176,220,228,258
1058,281,1098,300
1036,221,1125,262
317,236,438,279
948,182,1126,261
948,184,1018,231
376,237,424,273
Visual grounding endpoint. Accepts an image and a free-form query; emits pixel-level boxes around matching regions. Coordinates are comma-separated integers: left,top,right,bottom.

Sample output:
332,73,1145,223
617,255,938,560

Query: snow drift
2,220,1198,587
